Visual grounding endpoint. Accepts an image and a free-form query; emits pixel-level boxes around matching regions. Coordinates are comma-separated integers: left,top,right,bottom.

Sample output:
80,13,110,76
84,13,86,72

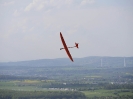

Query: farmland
0,57,133,98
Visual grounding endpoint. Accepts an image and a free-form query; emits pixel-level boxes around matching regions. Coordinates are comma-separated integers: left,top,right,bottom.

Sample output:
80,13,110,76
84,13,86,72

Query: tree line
0,89,87,99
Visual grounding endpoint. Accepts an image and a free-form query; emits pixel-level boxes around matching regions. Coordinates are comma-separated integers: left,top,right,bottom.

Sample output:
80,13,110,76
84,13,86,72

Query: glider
60,32,79,62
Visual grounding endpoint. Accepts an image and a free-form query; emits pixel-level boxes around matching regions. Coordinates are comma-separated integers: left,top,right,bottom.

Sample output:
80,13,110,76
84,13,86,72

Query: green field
82,89,133,98
0,80,53,91
0,80,133,99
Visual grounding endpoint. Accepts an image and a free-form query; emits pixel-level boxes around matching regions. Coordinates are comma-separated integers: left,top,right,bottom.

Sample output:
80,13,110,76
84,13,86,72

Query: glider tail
75,42,79,48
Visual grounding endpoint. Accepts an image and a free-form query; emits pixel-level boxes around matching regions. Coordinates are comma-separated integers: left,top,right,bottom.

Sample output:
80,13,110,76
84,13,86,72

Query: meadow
0,79,133,99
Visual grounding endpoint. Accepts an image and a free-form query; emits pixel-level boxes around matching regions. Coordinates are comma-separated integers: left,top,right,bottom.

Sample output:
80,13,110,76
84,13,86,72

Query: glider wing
60,32,74,62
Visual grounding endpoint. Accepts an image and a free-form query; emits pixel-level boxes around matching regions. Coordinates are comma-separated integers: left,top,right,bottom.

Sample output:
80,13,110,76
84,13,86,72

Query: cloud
29,27,34,32
3,1,15,6
65,0,74,5
24,0,51,11
13,9,20,17
24,0,95,12
24,0,39,11
81,0,95,5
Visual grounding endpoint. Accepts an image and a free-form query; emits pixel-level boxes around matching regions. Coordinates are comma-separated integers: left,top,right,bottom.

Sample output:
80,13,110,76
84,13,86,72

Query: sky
0,0,133,62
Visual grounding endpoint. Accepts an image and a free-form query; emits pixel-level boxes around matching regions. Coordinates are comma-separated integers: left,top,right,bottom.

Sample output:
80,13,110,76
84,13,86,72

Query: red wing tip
60,32,62,36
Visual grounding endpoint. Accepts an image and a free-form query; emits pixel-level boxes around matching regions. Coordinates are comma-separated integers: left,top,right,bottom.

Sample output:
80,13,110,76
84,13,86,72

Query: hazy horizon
0,0,133,62
1,56,133,63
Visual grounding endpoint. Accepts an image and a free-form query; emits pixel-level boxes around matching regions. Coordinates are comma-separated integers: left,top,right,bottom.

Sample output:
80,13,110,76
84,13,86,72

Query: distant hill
0,56,133,67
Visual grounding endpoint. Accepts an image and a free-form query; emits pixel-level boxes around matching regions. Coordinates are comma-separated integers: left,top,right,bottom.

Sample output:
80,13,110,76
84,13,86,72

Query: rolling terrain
0,56,133,99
